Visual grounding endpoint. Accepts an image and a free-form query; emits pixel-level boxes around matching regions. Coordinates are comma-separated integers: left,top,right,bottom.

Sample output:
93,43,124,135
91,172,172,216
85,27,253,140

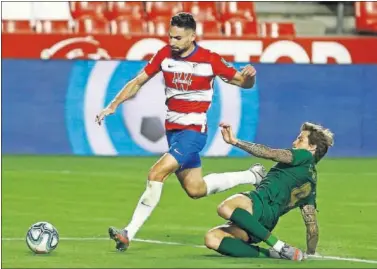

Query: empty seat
69,1,107,19
35,20,74,34
223,19,258,37
74,17,111,34
110,18,147,35
146,2,183,20
32,2,72,20
2,2,33,20
147,17,170,36
196,21,222,37
182,2,219,21
259,22,296,38
219,2,256,22
2,20,34,33
106,2,145,20
355,2,377,33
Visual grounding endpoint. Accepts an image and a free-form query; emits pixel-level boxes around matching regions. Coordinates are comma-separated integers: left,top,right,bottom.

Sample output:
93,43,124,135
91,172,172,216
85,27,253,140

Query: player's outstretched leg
217,194,305,261
180,163,266,198
204,163,266,195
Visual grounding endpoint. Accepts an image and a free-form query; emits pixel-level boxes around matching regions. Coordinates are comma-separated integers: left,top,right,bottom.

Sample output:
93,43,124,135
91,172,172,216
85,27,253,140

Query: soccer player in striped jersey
95,12,260,252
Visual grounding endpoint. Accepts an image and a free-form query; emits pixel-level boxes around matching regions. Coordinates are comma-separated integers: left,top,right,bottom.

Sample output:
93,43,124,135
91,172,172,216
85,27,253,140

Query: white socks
124,168,262,240
124,180,163,241
203,170,258,196
272,240,285,252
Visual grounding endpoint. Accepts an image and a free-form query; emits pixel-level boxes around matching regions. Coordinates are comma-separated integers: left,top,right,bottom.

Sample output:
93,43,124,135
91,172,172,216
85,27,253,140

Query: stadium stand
355,1,377,34
2,1,375,36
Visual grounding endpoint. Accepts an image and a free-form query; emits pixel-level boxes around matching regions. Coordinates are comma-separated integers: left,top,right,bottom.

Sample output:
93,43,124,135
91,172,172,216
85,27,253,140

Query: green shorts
241,190,280,243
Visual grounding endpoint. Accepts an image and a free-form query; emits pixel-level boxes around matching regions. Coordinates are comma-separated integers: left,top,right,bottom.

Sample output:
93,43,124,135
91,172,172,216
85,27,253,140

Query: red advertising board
2,34,377,63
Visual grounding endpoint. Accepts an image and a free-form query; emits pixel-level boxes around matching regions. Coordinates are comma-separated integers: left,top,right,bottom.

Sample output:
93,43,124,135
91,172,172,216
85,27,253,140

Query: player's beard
171,47,182,57
171,45,189,57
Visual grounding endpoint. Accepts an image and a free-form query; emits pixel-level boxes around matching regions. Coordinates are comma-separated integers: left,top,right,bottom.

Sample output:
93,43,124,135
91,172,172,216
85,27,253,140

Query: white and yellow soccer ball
26,221,59,254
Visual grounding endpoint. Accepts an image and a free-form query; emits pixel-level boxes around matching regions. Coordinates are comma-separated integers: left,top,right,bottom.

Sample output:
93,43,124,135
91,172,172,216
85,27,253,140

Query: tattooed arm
235,140,293,164
219,122,293,163
301,204,319,254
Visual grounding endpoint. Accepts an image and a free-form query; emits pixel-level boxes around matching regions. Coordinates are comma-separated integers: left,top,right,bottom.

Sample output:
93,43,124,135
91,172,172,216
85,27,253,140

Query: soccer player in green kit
204,122,334,261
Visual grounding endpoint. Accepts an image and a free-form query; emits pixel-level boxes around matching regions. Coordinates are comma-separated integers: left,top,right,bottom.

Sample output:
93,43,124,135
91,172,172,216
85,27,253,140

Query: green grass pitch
2,155,377,268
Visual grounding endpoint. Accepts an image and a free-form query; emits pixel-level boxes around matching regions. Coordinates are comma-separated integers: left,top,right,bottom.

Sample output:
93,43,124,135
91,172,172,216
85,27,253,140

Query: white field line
3,237,377,264
3,169,377,177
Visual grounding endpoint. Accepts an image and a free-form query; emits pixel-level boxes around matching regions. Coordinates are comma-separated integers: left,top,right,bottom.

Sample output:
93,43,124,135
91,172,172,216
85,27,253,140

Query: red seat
219,2,256,22
106,2,145,20
69,1,107,19
355,2,377,33
223,19,258,37
147,17,170,36
196,21,222,37
146,2,183,20
182,2,219,21
259,22,296,38
110,18,147,35
2,20,34,33
74,17,111,34
35,20,74,34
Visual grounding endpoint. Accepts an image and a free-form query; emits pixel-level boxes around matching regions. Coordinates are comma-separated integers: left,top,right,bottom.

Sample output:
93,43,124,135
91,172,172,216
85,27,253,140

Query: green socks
217,237,269,258
230,208,279,248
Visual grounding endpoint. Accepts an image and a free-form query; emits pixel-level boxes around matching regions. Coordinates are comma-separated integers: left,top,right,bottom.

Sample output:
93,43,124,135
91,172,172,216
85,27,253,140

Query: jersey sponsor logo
66,61,259,157
172,72,192,91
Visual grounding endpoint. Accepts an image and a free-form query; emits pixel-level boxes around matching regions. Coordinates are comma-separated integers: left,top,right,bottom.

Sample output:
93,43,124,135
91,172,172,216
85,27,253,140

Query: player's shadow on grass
202,254,278,262
202,254,234,258
25,251,57,257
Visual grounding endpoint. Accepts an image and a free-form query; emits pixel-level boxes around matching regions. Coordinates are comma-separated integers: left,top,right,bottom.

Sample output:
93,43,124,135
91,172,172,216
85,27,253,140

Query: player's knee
217,202,234,220
184,183,206,199
204,230,223,250
148,168,164,182
185,187,205,199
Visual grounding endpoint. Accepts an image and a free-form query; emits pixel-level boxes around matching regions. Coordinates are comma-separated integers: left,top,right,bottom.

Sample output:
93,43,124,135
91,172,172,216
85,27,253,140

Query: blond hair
301,122,334,162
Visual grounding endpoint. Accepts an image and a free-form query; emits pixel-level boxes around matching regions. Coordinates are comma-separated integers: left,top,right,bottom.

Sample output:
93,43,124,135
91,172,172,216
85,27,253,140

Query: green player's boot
280,244,305,261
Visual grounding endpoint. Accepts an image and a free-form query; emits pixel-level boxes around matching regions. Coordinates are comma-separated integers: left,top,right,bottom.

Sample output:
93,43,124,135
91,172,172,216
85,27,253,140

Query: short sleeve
144,47,167,76
210,53,237,81
290,149,314,166
300,196,317,210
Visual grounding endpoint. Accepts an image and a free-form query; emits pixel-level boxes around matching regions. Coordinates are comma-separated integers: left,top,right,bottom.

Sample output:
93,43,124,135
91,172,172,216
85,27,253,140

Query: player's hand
95,107,115,126
240,64,256,77
219,122,238,145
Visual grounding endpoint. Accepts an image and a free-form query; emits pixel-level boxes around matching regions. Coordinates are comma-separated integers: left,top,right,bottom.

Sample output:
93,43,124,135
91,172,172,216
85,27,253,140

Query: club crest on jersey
172,72,192,91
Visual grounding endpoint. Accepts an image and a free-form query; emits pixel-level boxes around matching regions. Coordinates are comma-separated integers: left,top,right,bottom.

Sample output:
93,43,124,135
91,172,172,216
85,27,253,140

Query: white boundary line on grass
3,237,377,264
3,169,377,177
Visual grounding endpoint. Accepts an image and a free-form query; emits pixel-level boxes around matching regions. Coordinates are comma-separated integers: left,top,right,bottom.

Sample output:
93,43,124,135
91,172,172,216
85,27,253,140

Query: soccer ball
26,221,59,254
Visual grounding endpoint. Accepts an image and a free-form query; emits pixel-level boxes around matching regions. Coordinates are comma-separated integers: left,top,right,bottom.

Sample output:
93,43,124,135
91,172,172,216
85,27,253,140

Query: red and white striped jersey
144,43,237,133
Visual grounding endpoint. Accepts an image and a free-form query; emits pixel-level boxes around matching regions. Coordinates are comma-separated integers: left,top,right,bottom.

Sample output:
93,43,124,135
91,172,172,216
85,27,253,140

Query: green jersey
256,149,317,217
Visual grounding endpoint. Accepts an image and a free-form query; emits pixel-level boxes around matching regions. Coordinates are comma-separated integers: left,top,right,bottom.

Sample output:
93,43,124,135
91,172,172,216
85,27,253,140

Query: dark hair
301,122,334,163
170,12,196,31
